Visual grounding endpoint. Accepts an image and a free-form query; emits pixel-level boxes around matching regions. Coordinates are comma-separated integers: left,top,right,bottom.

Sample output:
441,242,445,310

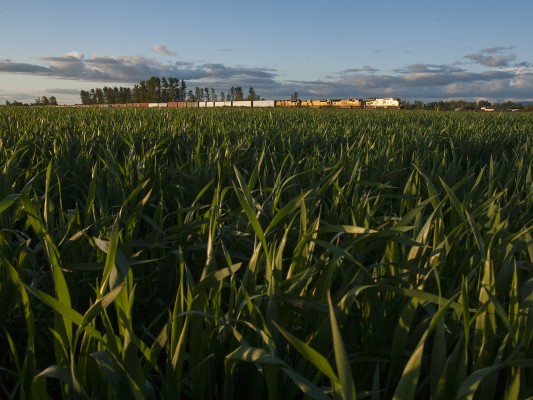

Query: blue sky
1,0,532,104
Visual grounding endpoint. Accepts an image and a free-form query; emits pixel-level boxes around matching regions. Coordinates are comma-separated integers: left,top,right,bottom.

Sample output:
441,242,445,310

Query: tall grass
1,107,532,399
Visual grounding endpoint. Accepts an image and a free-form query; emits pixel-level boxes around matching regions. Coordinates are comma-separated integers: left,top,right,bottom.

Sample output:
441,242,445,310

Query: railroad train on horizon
77,97,401,109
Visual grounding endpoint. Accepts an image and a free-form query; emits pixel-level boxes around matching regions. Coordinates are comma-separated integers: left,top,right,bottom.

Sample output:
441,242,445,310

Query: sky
1,0,532,104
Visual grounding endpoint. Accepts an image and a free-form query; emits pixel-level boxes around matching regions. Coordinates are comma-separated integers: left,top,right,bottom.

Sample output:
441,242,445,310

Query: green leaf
226,345,283,365
281,367,331,400
0,193,20,214
328,292,356,400
273,320,339,385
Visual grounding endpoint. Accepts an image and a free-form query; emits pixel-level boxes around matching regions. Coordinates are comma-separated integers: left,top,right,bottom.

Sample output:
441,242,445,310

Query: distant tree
211,88,216,102
118,87,132,103
94,88,104,104
246,87,260,101
160,77,169,102
80,90,91,105
187,90,196,102
413,100,424,110
204,87,210,101
195,87,202,101
220,92,225,102
146,76,161,102
234,87,244,101
180,80,187,101
167,77,179,101
49,96,58,106
132,85,141,102
103,86,116,104
497,100,522,110
5,100,27,106
35,96,50,106
291,91,299,101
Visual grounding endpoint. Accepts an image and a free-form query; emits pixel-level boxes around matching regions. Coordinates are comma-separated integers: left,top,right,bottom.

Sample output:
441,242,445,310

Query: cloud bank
0,47,531,102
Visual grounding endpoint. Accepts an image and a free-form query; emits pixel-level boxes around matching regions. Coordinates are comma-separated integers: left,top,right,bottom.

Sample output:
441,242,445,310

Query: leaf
0,193,20,214
195,263,242,293
273,320,339,385
393,291,460,400
328,292,356,400
455,365,504,400
392,331,428,400
265,190,312,236
226,345,283,365
317,224,377,235
281,367,331,400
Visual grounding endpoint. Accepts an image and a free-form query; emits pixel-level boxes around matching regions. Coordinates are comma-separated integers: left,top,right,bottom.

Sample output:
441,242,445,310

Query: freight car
83,97,400,109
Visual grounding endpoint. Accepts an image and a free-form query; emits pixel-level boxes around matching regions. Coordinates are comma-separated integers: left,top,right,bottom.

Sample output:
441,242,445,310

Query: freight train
78,97,401,109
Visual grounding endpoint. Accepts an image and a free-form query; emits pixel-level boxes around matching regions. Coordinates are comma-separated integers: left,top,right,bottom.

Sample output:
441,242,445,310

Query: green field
1,107,532,399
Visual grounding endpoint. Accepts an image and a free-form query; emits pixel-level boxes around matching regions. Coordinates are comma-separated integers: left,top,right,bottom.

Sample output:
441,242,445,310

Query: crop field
0,106,532,399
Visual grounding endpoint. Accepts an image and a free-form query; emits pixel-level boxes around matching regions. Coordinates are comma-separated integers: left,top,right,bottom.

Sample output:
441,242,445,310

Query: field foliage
0,107,532,399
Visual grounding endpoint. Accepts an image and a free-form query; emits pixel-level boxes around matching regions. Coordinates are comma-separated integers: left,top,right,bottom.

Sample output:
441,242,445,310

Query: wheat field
1,107,532,399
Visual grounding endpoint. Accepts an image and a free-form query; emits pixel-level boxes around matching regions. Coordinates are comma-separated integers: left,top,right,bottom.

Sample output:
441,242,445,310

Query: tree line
80,76,261,105
190,86,261,102
80,76,186,105
401,99,529,111
4,96,58,107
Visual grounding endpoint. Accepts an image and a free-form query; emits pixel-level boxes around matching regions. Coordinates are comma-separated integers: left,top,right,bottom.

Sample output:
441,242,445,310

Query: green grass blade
328,292,356,400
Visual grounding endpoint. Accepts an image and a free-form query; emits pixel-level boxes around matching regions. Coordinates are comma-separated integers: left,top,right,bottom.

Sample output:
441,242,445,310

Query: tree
132,85,141,102
234,87,244,101
118,87,132,103
5,100,27,106
291,91,299,101
180,80,187,101
103,86,116,104
95,88,104,104
246,87,259,101
195,87,203,101
146,76,161,102
413,100,424,110
161,77,169,102
80,90,92,105
167,77,179,101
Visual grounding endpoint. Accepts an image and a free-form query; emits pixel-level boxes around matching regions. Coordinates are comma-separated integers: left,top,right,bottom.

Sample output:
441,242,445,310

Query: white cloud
66,51,84,59
151,45,177,56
